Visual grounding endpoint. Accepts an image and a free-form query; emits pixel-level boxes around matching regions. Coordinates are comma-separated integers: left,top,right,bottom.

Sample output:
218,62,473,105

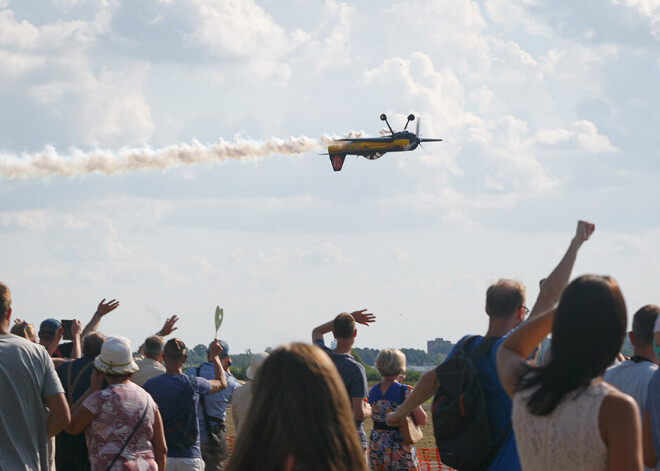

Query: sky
2,0,660,355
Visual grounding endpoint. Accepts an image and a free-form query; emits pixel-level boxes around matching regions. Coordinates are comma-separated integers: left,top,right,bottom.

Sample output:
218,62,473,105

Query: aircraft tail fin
330,154,346,172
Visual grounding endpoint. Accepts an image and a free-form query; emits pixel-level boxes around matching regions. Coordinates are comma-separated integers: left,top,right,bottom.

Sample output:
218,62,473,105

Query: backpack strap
453,335,500,362
66,360,93,405
66,360,74,403
454,335,479,356
467,336,501,362
197,366,224,443
105,404,148,471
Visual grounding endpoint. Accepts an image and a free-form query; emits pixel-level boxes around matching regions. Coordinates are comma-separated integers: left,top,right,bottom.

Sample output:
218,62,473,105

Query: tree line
182,343,457,382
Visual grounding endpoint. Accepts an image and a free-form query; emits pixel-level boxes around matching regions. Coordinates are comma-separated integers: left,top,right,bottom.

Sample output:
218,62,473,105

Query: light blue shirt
185,363,240,443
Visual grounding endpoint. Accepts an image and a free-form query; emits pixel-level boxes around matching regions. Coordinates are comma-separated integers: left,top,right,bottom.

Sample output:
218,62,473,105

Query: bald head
82,332,106,358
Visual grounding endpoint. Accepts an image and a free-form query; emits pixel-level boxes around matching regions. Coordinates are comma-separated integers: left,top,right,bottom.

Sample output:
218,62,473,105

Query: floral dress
368,382,420,471
83,382,158,471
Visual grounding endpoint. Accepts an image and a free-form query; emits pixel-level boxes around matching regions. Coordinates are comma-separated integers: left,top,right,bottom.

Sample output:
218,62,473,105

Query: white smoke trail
0,136,326,179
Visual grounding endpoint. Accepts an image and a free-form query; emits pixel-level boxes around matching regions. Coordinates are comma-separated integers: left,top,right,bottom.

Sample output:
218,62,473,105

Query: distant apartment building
427,337,453,355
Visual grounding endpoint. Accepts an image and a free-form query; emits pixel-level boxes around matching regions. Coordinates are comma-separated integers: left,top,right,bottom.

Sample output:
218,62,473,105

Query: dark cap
39,318,61,335
218,339,229,359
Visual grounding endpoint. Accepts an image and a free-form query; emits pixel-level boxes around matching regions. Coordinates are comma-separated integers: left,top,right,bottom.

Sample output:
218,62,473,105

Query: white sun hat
94,336,139,375
246,351,269,380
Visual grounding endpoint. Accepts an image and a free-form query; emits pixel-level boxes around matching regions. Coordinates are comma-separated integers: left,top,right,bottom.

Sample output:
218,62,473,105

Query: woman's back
83,382,157,470
513,380,611,471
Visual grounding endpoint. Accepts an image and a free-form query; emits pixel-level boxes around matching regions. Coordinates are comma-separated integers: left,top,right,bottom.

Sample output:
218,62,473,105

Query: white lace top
512,379,612,471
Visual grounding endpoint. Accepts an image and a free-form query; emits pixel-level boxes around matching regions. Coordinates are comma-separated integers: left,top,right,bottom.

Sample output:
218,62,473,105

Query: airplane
325,113,442,171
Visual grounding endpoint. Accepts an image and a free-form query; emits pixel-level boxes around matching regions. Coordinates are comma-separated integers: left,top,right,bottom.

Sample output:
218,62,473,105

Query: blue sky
1,0,660,353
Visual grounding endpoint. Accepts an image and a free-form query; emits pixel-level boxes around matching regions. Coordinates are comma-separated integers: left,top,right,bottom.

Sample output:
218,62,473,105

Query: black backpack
431,336,509,471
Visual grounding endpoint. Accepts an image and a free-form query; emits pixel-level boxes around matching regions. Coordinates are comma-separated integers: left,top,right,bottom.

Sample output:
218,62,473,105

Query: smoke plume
0,136,326,179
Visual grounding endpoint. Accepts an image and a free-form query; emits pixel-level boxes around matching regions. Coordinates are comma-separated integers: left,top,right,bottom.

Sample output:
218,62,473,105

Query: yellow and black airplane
326,113,442,171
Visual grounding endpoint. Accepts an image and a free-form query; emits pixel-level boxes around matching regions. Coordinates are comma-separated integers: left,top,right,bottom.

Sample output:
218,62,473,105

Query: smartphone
61,319,73,341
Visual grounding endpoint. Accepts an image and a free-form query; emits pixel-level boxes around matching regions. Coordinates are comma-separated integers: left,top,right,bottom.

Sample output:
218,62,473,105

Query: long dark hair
518,275,627,415
225,343,367,471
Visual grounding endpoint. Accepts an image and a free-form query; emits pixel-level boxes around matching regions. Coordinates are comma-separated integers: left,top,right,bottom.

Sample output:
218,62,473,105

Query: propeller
416,117,420,138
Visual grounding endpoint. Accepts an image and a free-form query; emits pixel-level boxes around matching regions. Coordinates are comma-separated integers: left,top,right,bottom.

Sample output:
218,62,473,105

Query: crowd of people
3,220,660,470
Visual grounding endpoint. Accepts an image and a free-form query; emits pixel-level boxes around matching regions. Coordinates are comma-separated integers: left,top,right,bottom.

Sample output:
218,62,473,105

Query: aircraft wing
333,137,394,142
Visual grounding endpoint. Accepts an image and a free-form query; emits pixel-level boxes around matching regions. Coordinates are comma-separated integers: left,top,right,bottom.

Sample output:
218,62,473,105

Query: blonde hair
226,343,367,471
11,322,37,343
375,348,406,377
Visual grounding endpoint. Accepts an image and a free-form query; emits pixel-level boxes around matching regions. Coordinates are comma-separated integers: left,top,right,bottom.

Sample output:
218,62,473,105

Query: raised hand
71,319,82,337
53,325,64,344
350,309,376,326
208,339,223,358
96,299,119,317
575,220,595,243
158,315,179,337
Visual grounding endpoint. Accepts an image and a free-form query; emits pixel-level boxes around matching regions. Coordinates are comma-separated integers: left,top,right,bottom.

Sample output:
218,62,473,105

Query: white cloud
28,61,155,146
485,0,554,37
392,247,411,263
0,9,40,49
300,0,354,71
256,243,351,265
0,5,112,51
535,120,618,153
613,0,660,38
183,0,299,81
0,49,44,81
296,243,351,265
0,4,151,146
0,210,86,232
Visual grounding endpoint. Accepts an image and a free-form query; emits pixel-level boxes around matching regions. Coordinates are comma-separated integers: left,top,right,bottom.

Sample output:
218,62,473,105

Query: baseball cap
218,339,229,359
39,318,61,335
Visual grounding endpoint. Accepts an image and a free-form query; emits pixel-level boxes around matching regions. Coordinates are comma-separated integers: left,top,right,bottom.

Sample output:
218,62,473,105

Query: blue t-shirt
314,338,369,448
445,335,520,471
368,381,409,405
185,363,240,443
143,373,211,458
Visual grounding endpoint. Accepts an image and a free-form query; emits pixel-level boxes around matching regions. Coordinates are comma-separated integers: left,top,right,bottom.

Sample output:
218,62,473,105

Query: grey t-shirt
0,334,64,470
314,339,369,448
